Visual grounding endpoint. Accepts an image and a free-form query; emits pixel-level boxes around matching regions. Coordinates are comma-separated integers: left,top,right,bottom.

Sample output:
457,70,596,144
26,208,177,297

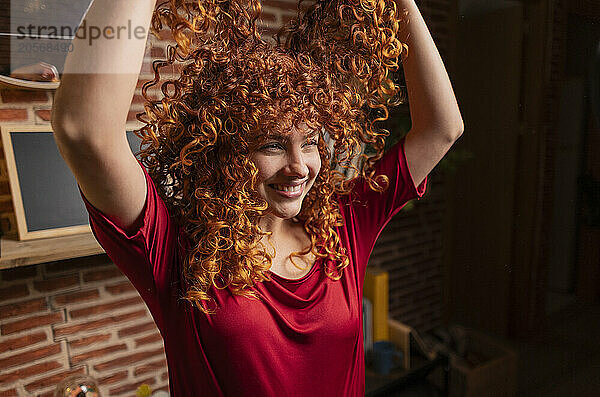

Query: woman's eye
262,143,283,151
260,139,317,152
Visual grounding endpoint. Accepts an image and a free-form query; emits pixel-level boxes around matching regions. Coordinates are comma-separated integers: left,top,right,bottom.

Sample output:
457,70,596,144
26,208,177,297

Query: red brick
105,281,136,295
108,376,156,395
94,347,164,372
127,110,144,122
53,288,100,306
1,89,48,103
0,298,47,320
135,332,162,348
0,109,27,121
0,181,12,195
35,109,51,121
0,196,12,213
0,343,61,369
141,61,153,74
0,217,12,236
118,321,156,338
69,296,144,319
0,332,47,354
0,360,62,384
156,27,175,41
0,388,18,397
1,311,64,335
161,372,169,381
53,309,147,338
133,358,167,376
71,343,128,365
23,366,85,393
82,267,124,283
97,370,128,385
45,254,110,273
132,94,146,104
150,46,165,58
33,274,79,292
0,266,37,281
68,333,111,350
0,284,29,301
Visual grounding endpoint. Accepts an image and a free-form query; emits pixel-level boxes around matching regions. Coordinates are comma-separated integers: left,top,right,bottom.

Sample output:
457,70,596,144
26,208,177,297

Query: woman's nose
283,149,309,178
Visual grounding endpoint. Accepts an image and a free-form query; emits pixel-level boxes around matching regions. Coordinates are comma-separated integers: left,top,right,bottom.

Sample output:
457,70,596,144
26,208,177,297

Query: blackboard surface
12,131,87,231
2,125,142,239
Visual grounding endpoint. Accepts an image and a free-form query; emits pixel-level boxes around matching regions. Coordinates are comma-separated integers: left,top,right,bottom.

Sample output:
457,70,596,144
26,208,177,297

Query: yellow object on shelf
363,267,389,341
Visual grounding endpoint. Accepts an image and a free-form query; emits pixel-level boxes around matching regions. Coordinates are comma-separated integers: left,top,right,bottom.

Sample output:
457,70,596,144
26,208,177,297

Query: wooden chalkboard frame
1,123,143,241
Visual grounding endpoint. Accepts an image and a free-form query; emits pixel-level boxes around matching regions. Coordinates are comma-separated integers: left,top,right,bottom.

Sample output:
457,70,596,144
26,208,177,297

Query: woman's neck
258,214,300,240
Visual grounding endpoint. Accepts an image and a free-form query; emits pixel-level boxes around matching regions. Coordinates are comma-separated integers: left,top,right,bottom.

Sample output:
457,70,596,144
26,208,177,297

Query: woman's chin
270,208,302,220
261,195,306,219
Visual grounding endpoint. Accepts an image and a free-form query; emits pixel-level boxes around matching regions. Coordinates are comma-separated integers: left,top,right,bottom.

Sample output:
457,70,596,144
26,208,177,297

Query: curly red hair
134,0,410,314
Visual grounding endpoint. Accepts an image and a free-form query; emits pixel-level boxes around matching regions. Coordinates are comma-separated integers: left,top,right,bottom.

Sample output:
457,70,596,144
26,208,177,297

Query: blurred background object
0,0,93,82
10,61,59,81
54,374,100,397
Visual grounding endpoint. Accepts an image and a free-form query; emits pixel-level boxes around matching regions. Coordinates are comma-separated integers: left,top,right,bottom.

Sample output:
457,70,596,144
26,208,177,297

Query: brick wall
0,255,163,397
0,0,454,395
370,171,444,332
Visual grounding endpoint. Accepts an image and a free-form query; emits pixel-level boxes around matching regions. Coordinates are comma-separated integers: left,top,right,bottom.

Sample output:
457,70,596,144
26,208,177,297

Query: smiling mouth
268,182,307,197
269,182,305,193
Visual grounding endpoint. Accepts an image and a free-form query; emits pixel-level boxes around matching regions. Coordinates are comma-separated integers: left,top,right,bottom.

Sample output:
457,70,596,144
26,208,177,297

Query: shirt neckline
268,259,320,284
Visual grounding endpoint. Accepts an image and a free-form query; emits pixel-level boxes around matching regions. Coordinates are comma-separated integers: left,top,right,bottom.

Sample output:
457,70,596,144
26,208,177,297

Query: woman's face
250,123,322,220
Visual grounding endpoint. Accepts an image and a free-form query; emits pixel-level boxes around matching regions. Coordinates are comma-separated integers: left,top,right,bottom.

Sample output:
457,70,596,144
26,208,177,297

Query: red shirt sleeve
337,135,427,285
78,159,177,318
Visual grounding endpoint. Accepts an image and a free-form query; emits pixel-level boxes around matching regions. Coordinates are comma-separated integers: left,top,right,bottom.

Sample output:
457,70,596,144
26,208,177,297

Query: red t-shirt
79,135,427,396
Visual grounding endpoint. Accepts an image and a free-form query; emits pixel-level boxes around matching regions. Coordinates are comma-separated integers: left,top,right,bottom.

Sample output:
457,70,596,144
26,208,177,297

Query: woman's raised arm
51,0,157,233
396,0,464,188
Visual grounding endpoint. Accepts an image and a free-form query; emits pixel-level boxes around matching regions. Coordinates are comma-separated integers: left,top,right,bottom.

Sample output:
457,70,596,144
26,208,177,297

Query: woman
51,0,462,395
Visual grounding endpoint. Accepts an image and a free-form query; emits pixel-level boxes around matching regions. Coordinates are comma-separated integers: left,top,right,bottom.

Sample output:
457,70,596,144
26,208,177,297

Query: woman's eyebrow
265,134,288,142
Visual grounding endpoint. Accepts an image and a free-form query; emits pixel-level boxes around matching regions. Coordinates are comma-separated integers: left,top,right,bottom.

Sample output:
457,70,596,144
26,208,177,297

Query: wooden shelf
0,232,104,270
0,75,59,90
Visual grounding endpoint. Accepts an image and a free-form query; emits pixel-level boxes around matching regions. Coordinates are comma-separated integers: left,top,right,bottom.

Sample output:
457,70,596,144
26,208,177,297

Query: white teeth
273,183,303,192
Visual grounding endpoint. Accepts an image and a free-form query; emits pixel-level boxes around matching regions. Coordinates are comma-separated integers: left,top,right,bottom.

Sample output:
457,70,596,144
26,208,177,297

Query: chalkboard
1,124,143,240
